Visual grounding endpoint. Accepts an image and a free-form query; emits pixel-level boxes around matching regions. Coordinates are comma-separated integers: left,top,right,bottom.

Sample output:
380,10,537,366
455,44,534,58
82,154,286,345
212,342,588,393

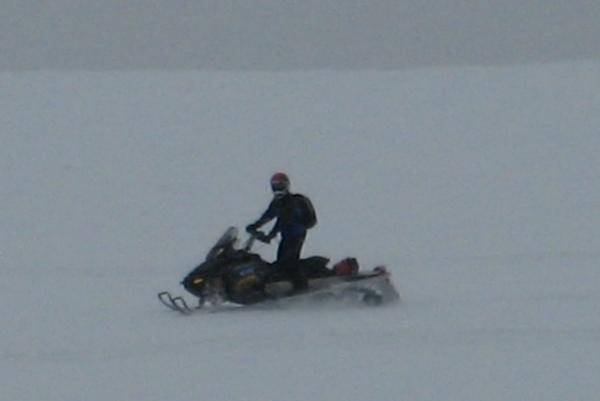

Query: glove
255,231,271,244
246,224,258,234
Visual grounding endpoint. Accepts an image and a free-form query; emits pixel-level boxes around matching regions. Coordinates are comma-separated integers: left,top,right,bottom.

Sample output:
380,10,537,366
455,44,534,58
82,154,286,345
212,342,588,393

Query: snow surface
2,62,600,401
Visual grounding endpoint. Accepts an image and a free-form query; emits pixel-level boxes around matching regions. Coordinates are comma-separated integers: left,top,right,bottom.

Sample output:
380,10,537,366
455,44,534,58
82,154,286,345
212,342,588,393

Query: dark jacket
251,193,317,239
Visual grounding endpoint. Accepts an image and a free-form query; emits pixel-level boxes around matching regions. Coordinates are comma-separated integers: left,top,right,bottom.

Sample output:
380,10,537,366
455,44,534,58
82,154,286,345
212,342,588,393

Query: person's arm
246,200,277,233
265,218,281,240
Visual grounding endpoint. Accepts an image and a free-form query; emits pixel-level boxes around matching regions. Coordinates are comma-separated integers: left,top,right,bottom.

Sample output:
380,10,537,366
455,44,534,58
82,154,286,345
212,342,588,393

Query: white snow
2,62,600,401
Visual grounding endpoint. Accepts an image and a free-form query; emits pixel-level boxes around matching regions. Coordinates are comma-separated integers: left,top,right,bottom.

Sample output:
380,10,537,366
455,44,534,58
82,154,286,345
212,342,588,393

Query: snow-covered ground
2,62,600,401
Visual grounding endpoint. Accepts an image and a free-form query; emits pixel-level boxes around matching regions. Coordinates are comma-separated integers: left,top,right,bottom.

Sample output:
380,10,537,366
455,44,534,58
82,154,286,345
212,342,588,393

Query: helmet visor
271,182,288,192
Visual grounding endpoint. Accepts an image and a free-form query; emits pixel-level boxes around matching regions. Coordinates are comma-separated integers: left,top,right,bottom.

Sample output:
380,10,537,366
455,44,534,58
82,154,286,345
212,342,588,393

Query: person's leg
277,233,308,291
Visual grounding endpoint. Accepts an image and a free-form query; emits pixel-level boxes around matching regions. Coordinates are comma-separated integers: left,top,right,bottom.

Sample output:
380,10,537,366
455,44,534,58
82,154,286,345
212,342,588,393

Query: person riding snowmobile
246,172,317,292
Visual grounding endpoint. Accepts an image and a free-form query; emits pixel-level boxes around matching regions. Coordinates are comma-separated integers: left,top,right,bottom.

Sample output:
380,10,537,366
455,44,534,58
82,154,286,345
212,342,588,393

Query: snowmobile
158,227,399,314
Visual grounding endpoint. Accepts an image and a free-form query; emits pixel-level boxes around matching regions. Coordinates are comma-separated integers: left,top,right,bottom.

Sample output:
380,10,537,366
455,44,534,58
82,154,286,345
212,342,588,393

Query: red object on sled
333,258,359,276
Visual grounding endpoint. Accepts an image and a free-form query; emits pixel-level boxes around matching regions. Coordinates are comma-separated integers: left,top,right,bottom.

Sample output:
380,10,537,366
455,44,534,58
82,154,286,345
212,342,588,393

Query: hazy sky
2,0,600,69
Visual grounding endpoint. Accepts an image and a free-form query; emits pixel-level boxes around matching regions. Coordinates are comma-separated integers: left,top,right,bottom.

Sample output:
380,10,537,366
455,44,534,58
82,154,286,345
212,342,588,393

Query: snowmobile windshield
205,227,239,261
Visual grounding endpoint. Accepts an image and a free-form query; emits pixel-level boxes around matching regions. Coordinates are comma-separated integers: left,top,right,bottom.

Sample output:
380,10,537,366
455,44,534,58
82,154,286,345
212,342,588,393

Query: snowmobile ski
158,291,197,314
158,291,248,315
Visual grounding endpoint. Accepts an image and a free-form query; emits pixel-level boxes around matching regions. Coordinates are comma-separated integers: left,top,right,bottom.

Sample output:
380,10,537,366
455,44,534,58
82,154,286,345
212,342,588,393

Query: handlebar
243,235,256,251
